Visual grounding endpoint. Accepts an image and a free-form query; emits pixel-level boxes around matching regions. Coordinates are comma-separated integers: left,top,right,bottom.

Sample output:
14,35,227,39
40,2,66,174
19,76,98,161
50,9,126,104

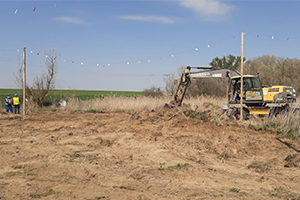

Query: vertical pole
164,74,169,92
240,32,244,121
23,47,26,116
150,74,153,87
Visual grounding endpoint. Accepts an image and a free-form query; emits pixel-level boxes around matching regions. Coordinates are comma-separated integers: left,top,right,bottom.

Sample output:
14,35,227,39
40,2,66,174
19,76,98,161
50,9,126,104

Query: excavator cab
227,75,264,106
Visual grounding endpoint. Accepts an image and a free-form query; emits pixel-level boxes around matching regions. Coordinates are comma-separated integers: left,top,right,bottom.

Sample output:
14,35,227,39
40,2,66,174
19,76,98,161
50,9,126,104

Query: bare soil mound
1,110,300,199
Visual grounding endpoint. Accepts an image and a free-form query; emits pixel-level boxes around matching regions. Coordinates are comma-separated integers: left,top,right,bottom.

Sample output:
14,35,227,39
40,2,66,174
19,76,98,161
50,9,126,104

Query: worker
234,81,246,102
4,95,13,113
235,90,241,101
11,94,21,114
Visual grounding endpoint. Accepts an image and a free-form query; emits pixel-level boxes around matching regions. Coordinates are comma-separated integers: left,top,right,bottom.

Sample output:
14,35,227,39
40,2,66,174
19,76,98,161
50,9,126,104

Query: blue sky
1,0,300,91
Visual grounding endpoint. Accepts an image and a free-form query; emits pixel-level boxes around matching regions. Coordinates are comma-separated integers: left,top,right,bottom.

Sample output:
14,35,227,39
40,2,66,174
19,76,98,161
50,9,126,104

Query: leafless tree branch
14,49,59,106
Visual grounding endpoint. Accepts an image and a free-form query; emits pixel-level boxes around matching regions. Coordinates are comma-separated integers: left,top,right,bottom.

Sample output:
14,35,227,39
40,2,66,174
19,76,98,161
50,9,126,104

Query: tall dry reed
61,95,227,113
258,109,300,139
31,94,300,139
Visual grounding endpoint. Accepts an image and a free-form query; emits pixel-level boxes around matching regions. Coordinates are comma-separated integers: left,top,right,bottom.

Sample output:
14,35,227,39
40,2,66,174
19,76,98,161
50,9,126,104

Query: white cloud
179,0,235,21
54,16,88,25
119,15,178,24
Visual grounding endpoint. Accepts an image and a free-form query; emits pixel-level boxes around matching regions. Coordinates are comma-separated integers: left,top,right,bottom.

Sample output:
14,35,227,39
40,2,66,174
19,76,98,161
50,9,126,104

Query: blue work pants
6,105,13,113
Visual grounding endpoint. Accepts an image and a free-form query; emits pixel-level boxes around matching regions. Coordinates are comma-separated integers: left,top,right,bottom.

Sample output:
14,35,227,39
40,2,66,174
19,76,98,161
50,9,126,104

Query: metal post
240,32,244,121
163,74,169,91
23,47,26,116
150,74,153,87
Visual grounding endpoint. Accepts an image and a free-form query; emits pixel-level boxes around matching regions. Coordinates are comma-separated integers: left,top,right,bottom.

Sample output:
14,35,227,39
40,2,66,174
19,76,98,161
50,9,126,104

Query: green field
0,89,23,96
0,89,144,107
0,89,144,96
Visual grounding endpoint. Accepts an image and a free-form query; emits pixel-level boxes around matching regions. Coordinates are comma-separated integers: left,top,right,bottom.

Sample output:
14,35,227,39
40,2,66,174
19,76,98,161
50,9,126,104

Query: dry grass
60,95,227,113
25,94,300,139
257,110,300,139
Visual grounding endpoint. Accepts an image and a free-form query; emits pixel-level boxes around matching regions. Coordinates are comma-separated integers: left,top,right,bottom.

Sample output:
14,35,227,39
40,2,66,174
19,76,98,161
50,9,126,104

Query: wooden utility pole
23,47,26,116
240,32,244,121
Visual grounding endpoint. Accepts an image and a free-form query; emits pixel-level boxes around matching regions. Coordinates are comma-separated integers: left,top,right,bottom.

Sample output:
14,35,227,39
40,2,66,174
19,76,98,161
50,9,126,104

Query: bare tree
164,73,175,95
177,65,186,77
164,65,186,95
14,54,23,88
14,49,59,106
188,78,228,97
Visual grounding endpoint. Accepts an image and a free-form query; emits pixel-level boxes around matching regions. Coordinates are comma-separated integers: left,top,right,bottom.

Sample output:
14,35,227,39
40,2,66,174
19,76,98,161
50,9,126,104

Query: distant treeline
244,55,300,93
186,55,300,97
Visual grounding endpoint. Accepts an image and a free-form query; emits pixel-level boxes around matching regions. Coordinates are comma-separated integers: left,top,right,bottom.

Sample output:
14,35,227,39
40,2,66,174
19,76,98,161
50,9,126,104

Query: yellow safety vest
13,97,20,105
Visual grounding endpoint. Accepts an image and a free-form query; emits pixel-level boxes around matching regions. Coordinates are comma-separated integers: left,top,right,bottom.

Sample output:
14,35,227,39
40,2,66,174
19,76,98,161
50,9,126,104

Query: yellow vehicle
171,66,297,120
262,86,296,103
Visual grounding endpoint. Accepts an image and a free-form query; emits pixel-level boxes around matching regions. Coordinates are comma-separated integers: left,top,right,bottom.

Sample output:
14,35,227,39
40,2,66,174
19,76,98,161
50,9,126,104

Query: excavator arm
173,67,192,106
173,66,240,107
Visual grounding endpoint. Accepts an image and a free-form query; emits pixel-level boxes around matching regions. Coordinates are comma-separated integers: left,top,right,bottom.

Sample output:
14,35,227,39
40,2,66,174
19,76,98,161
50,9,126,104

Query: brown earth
0,107,300,200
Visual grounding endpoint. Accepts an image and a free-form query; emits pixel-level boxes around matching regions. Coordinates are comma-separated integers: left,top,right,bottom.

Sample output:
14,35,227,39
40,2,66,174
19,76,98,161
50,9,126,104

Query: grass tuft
112,186,134,190
158,163,192,171
248,161,269,173
45,189,56,196
230,188,240,193
285,155,294,161
95,196,107,199
66,141,82,145
253,112,300,140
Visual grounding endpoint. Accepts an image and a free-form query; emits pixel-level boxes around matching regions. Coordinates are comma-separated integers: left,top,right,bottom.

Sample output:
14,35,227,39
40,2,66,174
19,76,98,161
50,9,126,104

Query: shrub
143,86,163,97
187,78,228,97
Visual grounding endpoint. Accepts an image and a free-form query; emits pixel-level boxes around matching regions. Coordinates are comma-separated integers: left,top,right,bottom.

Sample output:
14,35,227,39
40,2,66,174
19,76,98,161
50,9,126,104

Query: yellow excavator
171,66,297,120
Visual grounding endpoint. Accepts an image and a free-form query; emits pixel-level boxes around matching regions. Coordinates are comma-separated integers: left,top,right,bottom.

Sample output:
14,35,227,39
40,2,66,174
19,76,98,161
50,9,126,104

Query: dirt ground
1,107,300,200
